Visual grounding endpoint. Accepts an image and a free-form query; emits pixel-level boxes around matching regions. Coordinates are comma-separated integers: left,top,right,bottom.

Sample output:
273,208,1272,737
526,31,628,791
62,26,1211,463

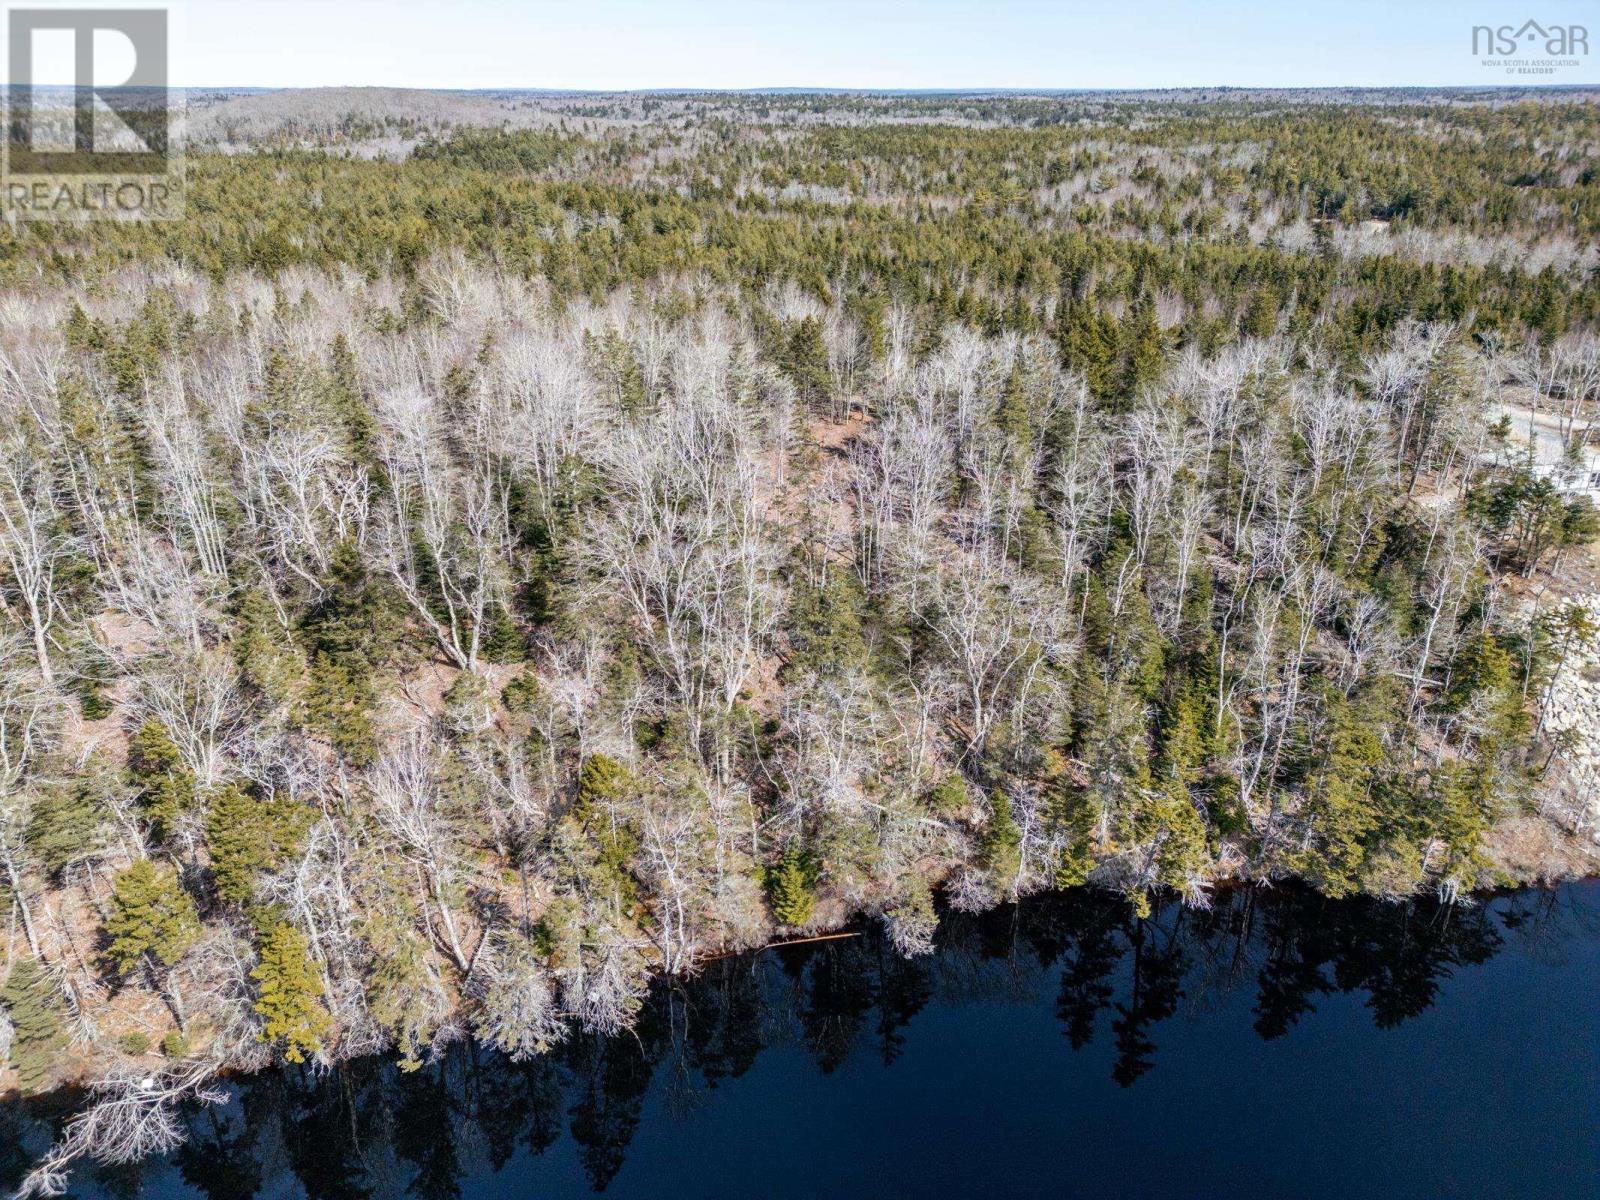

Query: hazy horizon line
14,81,1598,95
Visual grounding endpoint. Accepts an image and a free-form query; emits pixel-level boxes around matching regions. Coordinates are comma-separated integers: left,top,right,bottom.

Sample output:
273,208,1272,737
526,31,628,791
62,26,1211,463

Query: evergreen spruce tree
925,773,970,818
363,909,440,1071
576,753,632,809
233,588,303,706
571,754,642,912
784,565,869,679
995,362,1034,460
1241,284,1281,338
0,958,69,1094
25,782,104,880
587,329,649,416
1426,762,1498,892
780,316,832,409
981,789,1023,888
1056,301,1118,401
303,654,378,766
1142,785,1210,892
1119,294,1164,401
252,922,331,1065
105,860,202,976
1301,692,1385,896
127,719,196,844
1047,785,1099,887
205,785,310,908
1156,687,1207,790
767,844,816,927
326,333,378,463
1446,630,1527,745
300,538,394,669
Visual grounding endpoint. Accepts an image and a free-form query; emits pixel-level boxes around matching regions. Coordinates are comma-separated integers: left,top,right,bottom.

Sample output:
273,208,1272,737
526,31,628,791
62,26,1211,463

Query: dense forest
1,88,1599,1191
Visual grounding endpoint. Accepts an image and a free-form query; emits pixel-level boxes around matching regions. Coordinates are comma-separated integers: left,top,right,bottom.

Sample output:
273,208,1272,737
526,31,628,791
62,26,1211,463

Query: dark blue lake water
5,882,1597,1199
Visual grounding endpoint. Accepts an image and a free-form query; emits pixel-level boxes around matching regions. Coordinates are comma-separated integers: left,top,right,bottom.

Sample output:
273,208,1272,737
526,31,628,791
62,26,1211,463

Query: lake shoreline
4,866,1595,1109
5,879,1596,1200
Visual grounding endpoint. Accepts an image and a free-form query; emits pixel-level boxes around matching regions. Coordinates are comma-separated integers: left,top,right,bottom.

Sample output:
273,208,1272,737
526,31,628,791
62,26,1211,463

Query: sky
15,0,1600,90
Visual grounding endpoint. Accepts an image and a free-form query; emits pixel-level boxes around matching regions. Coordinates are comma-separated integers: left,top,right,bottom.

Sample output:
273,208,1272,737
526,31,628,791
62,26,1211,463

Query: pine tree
233,588,303,706
205,785,310,908
1301,692,1385,896
767,844,815,927
363,909,440,1071
326,333,378,463
780,316,831,409
25,782,103,879
0,958,69,1094
571,754,642,912
105,860,201,976
1119,294,1164,401
981,789,1023,888
252,922,331,1065
1057,301,1118,401
303,654,378,766
127,719,196,844
1241,284,1281,338
300,538,396,670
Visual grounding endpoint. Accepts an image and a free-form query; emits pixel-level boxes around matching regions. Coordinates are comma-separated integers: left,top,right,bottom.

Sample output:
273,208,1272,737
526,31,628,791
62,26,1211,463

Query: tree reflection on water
2,883,1591,1199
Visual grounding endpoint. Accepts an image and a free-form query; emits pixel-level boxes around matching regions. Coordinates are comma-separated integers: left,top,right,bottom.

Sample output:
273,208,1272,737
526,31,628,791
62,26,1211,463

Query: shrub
925,774,969,817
